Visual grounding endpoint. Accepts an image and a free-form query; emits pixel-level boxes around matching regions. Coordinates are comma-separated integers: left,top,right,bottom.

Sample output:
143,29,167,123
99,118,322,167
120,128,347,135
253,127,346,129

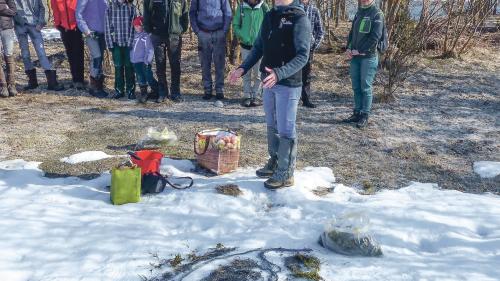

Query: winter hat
133,16,144,27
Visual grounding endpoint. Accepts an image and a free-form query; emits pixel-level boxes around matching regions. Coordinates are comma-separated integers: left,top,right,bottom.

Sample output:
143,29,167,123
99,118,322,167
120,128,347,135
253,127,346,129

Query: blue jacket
76,0,108,34
189,0,232,34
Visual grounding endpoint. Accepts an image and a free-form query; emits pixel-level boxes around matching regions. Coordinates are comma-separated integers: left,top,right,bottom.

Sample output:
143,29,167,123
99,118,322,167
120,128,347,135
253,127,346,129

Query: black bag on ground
141,172,194,194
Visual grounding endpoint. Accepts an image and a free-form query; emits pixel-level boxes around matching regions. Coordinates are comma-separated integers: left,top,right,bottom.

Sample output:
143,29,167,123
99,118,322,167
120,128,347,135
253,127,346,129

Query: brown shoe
264,177,294,190
5,55,18,96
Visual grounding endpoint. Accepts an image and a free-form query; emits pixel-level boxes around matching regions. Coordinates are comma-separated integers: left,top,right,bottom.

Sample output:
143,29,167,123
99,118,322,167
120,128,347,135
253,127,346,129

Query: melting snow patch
474,161,500,179
60,151,114,164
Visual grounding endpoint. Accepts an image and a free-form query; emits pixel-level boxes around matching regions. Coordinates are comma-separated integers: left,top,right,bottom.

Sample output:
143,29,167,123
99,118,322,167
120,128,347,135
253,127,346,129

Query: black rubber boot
24,69,38,90
356,113,369,129
202,90,213,100
342,111,361,123
256,128,280,178
216,92,225,100
45,70,65,91
264,137,297,190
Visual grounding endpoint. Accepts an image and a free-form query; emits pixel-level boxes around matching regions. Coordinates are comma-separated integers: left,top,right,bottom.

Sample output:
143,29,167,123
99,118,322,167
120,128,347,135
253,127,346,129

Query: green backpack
111,166,141,205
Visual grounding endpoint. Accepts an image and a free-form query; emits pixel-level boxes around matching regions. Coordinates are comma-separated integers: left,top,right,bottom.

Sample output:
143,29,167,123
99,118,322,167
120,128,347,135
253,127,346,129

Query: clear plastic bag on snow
319,212,383,257
137,127,178,149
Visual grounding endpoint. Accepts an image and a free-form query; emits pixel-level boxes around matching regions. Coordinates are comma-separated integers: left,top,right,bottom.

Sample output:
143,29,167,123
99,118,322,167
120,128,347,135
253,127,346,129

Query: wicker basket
194,129,240,175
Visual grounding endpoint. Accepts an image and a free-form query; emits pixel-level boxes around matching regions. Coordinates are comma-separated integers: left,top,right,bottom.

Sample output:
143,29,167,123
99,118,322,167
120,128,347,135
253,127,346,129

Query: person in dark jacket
343,0,383,128
14,0,65,91
143,0,189,103
51,0,86,90
229,0,311,189
300,0,324,108
0,0,17,97
190,0,232,100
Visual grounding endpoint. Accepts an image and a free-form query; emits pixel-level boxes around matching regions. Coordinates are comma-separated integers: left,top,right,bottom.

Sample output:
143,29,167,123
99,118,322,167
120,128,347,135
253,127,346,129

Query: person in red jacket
51,0,85,89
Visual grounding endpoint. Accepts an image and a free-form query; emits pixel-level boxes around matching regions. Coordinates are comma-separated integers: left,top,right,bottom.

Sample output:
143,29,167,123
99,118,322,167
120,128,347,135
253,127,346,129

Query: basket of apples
194,129,241,175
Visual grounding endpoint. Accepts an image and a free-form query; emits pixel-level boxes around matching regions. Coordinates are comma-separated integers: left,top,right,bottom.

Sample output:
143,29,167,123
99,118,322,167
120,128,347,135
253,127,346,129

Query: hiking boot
256,128,280,178
24,69,38,90
342,111,361,123
171,95,184,103
90,76,108,98
45,70,65,91
250,98,262,107
137,86,148,104
264,177,295,189
241,98,252,107
5,55,18,96
356,113,369,128
216,92,225,100
202,91,213,100
111,90,125,99
264,137,297,190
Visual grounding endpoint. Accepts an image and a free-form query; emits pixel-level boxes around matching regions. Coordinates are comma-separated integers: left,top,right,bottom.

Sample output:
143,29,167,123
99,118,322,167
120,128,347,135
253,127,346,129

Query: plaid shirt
104,0,136,49
304,3,324,51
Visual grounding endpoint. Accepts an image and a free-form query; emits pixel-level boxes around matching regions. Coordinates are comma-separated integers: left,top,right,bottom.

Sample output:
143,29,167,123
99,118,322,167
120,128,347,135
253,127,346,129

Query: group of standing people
0,0,384,189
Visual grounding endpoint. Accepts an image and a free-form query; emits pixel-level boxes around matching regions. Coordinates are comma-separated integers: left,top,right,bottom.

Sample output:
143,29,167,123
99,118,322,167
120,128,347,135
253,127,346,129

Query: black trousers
151,34,182,97
59,27,85,83
301,52,314,102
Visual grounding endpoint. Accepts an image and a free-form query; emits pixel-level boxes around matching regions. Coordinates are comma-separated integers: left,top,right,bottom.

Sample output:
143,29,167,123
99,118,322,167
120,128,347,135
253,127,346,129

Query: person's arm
143,0,152,33
231,5,241,40
0,0,16,17
222,0,232,33
50,0,61,27
357,11,383,54
239,26,264,75
76,0,91,34
273,15,311,82
35,0,47,27
189,0,200,34
145,36,154,64
104,6,113,49
311,7,324,51
180,0,189,33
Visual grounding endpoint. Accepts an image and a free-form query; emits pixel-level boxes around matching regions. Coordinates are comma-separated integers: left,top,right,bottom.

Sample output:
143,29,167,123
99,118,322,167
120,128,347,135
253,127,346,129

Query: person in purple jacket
130,16,158,104
76,0,108,98
190,0,232,100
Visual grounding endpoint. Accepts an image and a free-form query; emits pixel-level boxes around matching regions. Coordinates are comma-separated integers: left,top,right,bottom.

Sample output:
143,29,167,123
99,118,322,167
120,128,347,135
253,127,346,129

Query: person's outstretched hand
229,68,244,84
262,67,277,89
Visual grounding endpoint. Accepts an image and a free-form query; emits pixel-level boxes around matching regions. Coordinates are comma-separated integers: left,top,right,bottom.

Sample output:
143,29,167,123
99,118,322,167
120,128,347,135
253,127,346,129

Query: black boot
90,76,108,98
156,81,168,103
301,84,316,108
137,86,148,104
128,89,136,100
356,113,369,128
45,70,65,91
202,90,213,100
342,111,361,123
111,89,125,99
24,69,38,90
216,91,225,100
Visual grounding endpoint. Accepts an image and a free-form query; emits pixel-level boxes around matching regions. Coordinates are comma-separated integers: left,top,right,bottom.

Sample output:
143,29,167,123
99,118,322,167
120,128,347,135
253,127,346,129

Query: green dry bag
111,166,141,205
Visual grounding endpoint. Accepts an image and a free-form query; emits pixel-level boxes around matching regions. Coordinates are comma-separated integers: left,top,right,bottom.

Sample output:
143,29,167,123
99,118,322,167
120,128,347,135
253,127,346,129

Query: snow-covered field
0,156,499,281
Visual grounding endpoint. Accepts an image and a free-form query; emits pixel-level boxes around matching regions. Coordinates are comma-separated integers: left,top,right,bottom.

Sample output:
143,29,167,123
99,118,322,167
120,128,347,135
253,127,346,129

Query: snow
41,28,62,41
474,161,500,179
1,158,500,281
60,151,115,164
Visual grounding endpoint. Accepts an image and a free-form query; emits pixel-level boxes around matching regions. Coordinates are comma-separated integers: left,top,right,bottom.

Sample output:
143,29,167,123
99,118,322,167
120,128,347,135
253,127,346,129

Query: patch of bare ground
0,32,498,194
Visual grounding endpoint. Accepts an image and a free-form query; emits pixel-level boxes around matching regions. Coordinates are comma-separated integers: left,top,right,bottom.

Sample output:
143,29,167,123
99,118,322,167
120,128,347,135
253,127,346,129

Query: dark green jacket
347,3,383,58
144,0,189,37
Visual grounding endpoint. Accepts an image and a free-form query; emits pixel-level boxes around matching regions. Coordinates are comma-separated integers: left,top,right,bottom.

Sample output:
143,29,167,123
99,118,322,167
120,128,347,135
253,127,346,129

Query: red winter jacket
51,0,78,30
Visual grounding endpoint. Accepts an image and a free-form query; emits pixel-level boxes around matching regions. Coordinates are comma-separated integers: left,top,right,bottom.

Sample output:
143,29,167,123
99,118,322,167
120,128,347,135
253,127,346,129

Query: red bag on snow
129,150,164,175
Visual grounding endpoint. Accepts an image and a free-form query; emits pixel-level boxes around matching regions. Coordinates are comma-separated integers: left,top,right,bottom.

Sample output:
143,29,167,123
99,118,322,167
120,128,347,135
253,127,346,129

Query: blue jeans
0,29,15,57
197,30,226,93
133,63,158,89
263,85,301,139
84,32,106,79
15,25,53,70
350,55,379,114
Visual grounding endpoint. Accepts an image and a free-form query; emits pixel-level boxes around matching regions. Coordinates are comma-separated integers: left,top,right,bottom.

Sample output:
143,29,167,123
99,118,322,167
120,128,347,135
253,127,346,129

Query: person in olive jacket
143,0,189,103
0,0,17,97
343,0,384,128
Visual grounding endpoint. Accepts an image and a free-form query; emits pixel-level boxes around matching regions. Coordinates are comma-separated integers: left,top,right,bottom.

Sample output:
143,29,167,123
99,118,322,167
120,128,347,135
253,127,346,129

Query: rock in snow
0,158,499,281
